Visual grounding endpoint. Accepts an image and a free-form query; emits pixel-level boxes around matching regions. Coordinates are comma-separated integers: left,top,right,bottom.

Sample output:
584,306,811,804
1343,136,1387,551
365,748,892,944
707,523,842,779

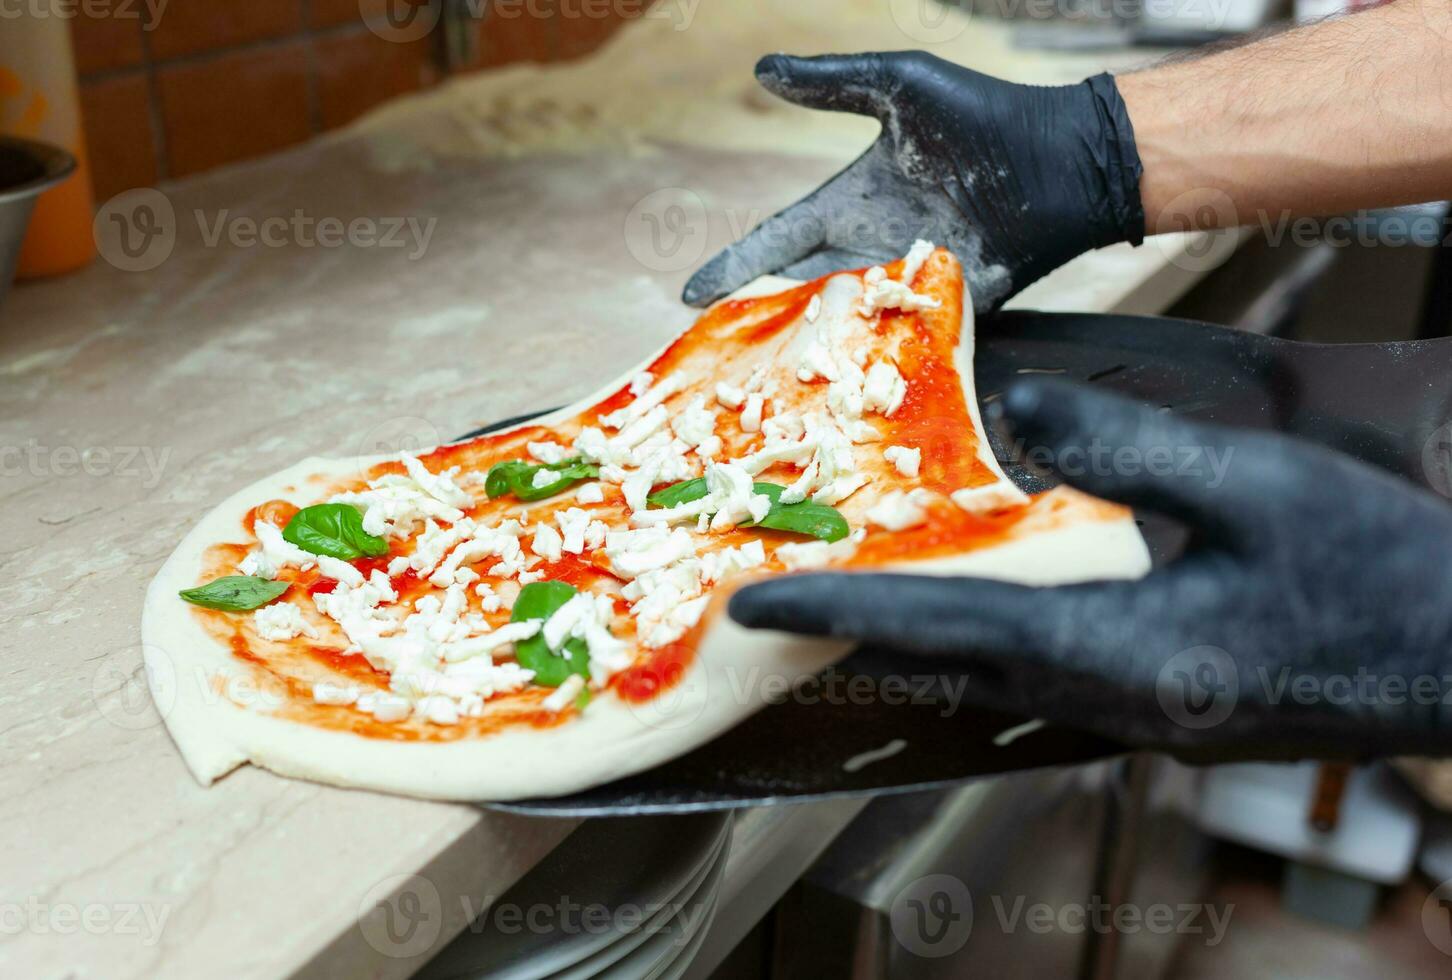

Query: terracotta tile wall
72,0,646,201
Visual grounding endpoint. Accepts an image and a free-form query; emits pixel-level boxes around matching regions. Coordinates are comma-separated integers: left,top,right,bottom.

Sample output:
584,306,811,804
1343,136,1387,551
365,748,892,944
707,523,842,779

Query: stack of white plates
418,812,732,980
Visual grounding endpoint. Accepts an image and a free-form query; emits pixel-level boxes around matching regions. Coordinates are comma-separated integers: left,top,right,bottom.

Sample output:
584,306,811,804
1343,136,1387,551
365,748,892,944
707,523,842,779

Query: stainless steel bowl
0,135,78,309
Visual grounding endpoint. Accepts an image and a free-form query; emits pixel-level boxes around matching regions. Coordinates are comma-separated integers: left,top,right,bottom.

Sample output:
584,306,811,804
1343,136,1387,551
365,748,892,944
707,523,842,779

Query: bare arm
1119,0,1452,233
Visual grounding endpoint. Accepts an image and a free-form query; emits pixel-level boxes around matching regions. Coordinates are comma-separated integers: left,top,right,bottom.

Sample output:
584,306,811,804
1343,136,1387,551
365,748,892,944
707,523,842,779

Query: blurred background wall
69,0,646,200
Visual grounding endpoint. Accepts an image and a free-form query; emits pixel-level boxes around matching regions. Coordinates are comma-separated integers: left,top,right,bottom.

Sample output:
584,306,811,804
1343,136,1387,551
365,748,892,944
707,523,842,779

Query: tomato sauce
611,634,697,704
245,499,300,535
734,289,817,345
306,646,387,686
287,697,574,743
189,249,1124,743
848,503,1017,566
535,552,612,590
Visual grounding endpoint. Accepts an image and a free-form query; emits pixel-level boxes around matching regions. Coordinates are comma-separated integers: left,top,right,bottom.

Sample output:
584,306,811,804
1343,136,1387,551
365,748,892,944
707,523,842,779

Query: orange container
0,13,96,278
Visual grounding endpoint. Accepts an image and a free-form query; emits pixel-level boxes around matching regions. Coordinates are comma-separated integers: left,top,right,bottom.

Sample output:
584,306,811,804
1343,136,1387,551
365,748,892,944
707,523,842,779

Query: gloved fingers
754,53,896,119
777,246,896,282
996,377,1262,546
728,571,1134,670
728,570,1277,752
681,199,827,307
768,142,947,280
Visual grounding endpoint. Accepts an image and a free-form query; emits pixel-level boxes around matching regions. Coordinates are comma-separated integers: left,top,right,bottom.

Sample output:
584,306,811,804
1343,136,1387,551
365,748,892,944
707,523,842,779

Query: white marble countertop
0,10,1226,979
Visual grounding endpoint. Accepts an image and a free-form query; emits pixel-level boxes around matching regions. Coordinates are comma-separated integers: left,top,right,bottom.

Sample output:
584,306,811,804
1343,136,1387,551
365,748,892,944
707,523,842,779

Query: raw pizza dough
143,248,1149,801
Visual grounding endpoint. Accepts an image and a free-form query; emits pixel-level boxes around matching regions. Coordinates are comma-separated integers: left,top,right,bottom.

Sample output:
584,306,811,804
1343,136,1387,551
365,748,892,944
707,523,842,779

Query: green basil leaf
755,499,850,543
511,579,577,621
647,478,848,542
518,462,599,502
748,483,785,507
647,477,709,508
510,580,591,687
649,477,780,509
485,460,530,499
179,575,290,611
282,503,389,560
486,458,600,502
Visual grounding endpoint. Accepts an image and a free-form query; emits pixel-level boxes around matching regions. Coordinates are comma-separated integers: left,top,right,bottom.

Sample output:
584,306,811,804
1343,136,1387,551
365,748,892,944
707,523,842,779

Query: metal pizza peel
464,311,1452,816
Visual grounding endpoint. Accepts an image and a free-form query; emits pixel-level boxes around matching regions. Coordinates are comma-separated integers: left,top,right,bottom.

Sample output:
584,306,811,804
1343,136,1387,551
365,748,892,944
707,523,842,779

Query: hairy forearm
1118,0,1452,234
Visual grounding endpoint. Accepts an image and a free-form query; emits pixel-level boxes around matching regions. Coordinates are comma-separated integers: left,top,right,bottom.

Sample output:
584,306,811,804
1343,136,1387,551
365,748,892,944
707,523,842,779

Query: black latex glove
682,52,1145,313
730,378,1452,762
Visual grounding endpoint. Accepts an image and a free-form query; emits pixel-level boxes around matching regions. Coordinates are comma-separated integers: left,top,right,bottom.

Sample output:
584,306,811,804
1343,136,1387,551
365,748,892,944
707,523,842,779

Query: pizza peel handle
475,318,1452,815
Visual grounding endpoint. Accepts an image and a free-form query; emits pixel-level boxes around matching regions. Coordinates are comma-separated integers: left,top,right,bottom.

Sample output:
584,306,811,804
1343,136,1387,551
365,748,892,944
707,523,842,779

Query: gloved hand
683,52,1146,313
730,378,1452,762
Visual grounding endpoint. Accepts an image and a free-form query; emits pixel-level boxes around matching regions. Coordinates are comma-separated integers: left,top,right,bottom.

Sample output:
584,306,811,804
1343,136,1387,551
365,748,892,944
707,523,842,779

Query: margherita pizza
142,244,1149,800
